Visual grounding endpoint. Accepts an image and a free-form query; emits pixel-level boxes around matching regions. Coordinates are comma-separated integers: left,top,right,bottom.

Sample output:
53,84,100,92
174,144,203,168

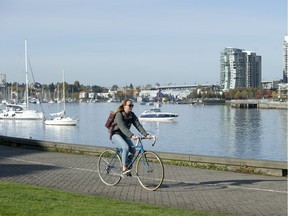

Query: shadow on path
0,164,60,178
160,178,287,190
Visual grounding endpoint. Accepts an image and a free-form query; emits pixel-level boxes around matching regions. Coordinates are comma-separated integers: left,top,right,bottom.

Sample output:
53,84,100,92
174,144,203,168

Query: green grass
165,160,229,171
0,181,228,216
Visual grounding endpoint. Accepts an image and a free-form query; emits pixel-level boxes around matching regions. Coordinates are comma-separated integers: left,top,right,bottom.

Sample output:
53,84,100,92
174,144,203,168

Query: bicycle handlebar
135,135,157,146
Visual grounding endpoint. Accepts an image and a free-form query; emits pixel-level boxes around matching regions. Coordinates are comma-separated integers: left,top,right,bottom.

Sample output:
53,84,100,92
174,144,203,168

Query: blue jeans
112,134,135,167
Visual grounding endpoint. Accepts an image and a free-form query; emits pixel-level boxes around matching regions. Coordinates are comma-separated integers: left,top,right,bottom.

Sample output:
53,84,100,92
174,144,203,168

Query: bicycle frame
116,137,146,167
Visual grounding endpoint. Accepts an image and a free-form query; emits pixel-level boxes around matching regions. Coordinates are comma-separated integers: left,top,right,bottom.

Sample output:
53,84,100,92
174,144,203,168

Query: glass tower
220,48,262,90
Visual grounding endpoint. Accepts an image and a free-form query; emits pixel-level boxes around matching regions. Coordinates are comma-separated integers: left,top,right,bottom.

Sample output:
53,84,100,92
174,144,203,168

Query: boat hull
139,108,178,122
45,117,78,126
139,117,176,122
0,110,44,120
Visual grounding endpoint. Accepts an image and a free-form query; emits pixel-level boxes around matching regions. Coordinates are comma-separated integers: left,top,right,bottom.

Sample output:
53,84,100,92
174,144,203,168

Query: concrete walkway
0,145,287,216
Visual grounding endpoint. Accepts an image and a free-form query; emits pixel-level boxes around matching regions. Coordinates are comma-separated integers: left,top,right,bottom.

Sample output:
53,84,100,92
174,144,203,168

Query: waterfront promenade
0,144,287,216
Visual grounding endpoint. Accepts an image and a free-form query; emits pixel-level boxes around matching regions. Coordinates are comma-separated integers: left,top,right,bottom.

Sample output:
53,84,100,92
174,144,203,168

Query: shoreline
177,99,288,109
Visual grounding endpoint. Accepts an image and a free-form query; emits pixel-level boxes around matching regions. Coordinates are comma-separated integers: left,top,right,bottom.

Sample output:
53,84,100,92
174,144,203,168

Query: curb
0,135,287,177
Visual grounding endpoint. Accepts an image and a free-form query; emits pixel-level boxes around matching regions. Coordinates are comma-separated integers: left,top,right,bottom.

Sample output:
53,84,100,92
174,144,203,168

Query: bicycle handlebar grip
151,135,156,146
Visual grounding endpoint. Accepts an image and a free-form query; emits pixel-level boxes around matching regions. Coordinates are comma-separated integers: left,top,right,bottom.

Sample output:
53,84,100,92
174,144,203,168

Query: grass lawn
0,181,228,216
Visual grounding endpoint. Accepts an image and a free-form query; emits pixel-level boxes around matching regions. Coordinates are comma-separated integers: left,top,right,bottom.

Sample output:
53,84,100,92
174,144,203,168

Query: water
0,103,287,162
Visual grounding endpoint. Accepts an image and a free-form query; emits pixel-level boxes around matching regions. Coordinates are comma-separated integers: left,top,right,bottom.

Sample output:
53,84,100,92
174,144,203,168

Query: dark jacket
112,111,148,138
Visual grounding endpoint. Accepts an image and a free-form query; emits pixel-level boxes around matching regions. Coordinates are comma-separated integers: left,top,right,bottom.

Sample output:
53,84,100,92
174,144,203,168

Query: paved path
0,145,287,216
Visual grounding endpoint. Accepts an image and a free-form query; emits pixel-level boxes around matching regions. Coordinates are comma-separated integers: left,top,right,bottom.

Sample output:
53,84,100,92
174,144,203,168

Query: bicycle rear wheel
98,149,122,186
136,151,164,191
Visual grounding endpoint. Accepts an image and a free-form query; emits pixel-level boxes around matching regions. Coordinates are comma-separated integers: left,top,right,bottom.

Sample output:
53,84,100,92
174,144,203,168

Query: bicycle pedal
121,173,132,178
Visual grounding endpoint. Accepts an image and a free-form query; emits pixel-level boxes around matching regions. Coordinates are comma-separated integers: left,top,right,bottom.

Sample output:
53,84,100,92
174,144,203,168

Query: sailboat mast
25,40,29,109
63,70,66,115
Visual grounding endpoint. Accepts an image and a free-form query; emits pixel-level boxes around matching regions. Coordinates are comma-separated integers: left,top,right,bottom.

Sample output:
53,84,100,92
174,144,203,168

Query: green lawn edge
0,181,228,216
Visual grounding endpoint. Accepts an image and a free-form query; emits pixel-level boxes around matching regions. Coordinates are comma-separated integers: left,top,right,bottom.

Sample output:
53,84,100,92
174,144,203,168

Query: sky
0,0,287,87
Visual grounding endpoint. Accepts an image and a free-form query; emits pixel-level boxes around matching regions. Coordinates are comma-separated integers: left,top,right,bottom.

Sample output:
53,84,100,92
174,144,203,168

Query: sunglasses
126,104,134,108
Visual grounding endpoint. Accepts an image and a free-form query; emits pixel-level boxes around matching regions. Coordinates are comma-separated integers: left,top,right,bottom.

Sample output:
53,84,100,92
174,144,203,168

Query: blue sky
0,0,286,87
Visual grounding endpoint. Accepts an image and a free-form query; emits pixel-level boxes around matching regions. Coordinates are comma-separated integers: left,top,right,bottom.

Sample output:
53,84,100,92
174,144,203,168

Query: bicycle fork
141,153,153,173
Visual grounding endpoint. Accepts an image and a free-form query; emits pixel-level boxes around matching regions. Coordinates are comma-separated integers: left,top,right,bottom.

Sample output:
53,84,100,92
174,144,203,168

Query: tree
228,89,235,99
242,90,248,99
234,90,241,99
91,85,102,93
272,91,278,100
248,88,255,99
190,89,198,98
73,81,80,92
111,85,118,91
48,83,55,93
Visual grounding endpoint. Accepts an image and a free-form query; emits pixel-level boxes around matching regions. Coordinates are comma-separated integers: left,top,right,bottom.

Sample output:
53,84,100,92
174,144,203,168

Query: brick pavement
0,145,287,216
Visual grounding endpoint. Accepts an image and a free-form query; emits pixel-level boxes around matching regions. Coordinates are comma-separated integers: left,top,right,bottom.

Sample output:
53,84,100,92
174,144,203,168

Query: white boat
45,116,78,126
45,71,78,126
0,40,44,120
139,108,178,122
0,103,44,120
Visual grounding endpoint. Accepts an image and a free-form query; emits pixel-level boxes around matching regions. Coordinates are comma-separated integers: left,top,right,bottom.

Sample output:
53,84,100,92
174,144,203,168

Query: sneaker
127,155,133,164
126,172,132,177
122,168,132,175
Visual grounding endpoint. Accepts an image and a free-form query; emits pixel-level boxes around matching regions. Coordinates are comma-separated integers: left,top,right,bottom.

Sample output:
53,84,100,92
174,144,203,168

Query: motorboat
0,103,44,120
139,108,178,122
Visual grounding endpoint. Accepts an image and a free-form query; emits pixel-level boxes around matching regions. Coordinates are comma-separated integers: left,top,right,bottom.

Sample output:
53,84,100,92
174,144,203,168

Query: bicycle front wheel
136,151,164,191
98,149,122,186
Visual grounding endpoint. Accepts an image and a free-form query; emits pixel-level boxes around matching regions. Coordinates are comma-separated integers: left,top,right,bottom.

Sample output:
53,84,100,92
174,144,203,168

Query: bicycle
97,135,164,191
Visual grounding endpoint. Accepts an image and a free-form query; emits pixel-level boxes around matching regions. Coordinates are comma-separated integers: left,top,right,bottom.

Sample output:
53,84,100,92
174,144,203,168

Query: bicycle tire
135,151,164,191
98,149,122,186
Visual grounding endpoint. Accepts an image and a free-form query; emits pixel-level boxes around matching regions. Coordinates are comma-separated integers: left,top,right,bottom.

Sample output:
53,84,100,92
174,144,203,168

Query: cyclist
111,99,152,175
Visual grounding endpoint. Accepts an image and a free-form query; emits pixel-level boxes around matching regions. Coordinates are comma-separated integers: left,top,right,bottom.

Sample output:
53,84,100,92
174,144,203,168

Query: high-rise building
243,51,262,88
283,35,288,83
0,74,6,87
220,47,262,90
220,48,246,89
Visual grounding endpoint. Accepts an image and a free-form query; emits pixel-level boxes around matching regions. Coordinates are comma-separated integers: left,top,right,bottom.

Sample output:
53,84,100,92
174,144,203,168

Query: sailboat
0,40,44,120
44,71,78,126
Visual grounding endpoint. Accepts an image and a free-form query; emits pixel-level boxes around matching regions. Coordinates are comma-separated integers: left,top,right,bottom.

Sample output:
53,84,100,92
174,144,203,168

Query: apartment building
283,35,288,83
220,47,262,90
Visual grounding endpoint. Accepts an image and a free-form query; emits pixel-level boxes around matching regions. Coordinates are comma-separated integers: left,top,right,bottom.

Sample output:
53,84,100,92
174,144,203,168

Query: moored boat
0,103,44,120
139,108,178,122
45,116,78,126
44,71,78,126
0,40,44,120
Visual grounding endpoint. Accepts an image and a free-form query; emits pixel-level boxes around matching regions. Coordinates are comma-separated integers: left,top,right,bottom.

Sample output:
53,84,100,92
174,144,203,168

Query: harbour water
0,102,287,162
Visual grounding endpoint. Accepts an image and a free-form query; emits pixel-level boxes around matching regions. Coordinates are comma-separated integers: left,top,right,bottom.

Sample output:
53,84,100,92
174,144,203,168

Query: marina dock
229,99,288,109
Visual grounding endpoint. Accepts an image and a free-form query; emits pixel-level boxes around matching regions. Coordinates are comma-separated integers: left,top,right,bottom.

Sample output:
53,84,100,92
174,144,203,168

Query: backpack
105,112,116,140
105,112,116,129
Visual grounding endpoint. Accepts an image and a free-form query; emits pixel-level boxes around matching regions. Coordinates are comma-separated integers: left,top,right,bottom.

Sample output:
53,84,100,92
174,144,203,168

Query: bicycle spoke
98,149,122,186
136,151,164,191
